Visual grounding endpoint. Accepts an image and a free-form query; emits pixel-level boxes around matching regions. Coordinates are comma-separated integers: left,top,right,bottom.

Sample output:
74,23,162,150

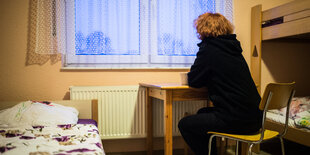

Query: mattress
77,119,98,127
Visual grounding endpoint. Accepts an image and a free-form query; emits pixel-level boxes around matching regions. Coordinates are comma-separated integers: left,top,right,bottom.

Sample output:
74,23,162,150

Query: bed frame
251,0,310,147
0,100,98,123
265,119,310,147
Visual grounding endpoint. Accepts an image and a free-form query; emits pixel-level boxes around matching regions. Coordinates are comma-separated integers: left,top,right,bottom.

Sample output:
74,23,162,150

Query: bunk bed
251,0,310,147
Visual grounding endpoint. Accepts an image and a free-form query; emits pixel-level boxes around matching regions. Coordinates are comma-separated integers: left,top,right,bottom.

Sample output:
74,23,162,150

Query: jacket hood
198,34,243,55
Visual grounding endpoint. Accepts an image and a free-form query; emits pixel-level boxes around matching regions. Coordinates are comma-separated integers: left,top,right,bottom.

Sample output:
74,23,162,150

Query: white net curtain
35,0,66,55
34,0,233,60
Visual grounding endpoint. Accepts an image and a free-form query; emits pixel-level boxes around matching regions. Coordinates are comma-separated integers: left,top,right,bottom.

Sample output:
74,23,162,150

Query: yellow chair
207,82,296,155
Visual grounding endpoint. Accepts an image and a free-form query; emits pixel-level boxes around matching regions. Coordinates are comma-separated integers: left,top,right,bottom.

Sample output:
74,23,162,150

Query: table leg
240,142,248,155
146,88,153,155
164,90,173,155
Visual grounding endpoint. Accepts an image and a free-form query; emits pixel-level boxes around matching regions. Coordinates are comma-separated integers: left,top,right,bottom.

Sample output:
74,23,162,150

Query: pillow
0,101,33,127
0,101,79,127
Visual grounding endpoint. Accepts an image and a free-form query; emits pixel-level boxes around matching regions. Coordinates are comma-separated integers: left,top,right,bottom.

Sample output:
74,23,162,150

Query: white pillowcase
0,101,79,127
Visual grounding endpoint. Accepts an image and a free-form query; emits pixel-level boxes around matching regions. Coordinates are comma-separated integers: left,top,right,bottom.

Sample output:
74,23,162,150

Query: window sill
61,67,190,71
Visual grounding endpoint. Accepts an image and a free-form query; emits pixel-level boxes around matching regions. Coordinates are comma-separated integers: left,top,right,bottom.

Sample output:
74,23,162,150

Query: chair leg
248,143,254,155
208,135,215,155
280,137,285,155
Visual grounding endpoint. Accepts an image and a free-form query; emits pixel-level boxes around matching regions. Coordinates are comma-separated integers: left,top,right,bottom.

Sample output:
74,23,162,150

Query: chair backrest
258,82,295,141
259,82,295,111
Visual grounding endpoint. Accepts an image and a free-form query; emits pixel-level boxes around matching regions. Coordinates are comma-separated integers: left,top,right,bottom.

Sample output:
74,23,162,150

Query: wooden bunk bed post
251,4,262,94
248,4,262,155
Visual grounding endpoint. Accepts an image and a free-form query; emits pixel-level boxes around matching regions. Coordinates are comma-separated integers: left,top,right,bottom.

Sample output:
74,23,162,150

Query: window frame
63,0,233,69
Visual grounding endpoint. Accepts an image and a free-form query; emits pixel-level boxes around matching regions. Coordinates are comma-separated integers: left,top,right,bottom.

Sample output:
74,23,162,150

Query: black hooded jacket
188,34,262,124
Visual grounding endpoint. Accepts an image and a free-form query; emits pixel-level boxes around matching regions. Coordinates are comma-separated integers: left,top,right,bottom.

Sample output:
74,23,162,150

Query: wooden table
139,83,208,155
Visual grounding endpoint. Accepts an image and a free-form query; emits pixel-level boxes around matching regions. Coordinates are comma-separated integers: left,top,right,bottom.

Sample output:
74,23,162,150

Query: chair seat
208,129,279,142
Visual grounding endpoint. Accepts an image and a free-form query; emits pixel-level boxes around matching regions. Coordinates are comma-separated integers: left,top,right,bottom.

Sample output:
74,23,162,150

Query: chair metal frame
208,82,296,155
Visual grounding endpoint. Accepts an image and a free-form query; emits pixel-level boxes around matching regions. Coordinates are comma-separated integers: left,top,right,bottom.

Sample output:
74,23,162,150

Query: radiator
70,85,207,139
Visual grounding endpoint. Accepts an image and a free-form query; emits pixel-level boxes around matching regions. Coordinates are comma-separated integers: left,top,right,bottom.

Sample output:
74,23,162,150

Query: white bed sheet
266,111,295,127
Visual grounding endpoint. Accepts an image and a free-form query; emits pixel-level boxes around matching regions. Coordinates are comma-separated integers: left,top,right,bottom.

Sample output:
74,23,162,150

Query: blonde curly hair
194,12,234,40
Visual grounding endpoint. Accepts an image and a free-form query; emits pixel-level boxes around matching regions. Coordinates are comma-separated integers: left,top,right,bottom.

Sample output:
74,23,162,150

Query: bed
251,0,310,147
266,97,310,147
0,100,105,154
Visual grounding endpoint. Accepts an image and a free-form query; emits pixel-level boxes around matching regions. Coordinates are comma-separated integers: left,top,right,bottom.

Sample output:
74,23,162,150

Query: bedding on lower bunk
267,96,310,130
0,100,105,155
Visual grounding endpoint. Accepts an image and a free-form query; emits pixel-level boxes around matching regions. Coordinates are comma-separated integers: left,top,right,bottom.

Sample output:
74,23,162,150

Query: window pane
156,0,215,56
75,0,140,55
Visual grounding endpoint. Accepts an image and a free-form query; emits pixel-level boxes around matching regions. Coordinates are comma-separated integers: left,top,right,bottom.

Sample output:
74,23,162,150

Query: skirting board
102,136,186,153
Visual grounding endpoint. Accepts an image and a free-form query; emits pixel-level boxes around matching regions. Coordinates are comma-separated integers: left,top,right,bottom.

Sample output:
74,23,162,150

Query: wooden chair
207,82,296,155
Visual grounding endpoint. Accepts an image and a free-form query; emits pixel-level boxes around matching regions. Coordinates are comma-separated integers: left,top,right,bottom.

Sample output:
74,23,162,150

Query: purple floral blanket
0,124,104,154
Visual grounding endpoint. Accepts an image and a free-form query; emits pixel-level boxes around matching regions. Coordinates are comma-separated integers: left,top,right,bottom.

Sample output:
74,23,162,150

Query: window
64,0,233,68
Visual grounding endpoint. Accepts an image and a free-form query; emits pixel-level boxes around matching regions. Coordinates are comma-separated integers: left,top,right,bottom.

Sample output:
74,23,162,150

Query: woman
178,12,262,155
